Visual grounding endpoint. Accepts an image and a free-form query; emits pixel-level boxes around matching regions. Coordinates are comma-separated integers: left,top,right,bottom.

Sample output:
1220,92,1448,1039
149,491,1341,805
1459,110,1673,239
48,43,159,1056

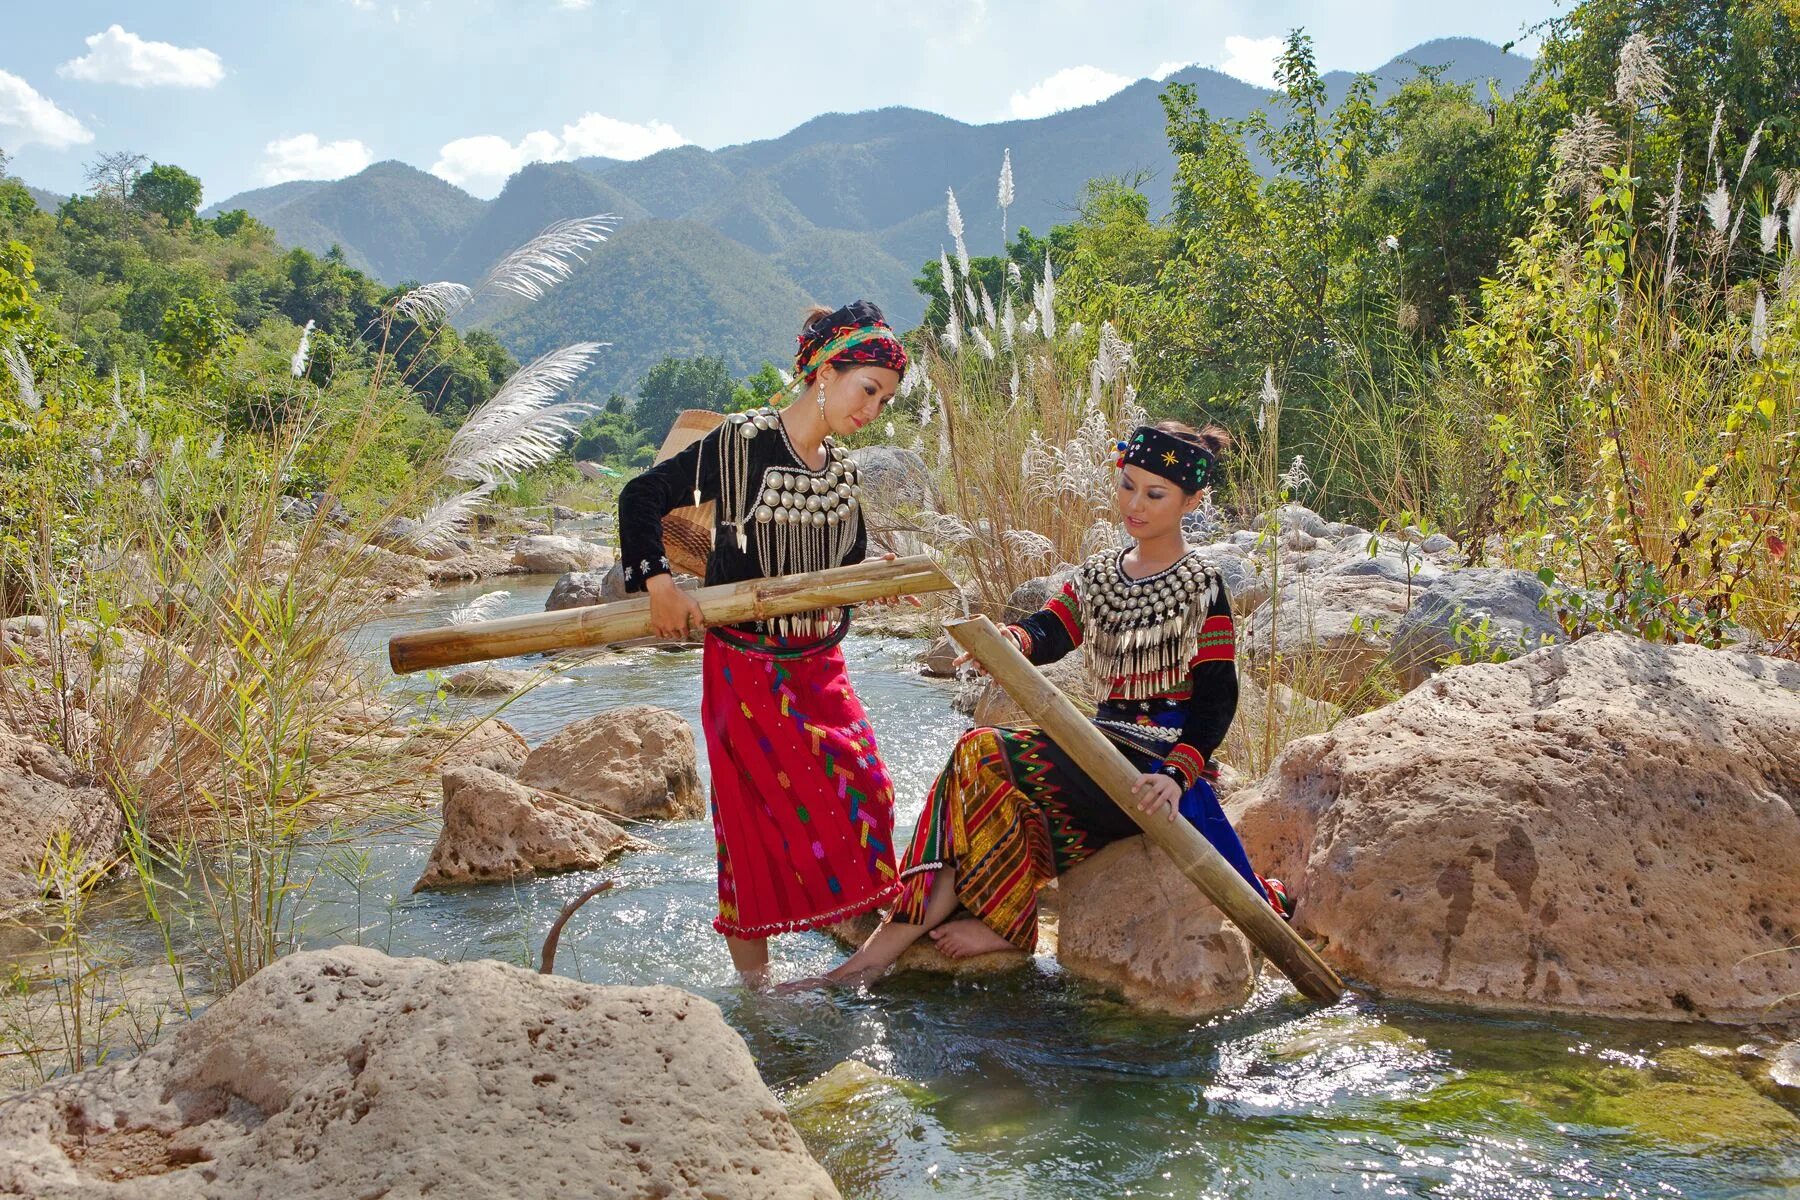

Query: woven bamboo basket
654,409,725,579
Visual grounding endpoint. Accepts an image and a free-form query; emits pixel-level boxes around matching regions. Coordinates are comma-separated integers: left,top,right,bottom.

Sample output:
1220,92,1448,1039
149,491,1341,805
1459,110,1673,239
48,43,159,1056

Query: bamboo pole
946,615,1345,1003
388,555,956,674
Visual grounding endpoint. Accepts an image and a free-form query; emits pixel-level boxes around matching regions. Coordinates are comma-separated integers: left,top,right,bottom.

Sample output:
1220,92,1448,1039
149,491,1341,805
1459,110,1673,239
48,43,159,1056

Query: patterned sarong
700,629,900,938
892,723,1267,951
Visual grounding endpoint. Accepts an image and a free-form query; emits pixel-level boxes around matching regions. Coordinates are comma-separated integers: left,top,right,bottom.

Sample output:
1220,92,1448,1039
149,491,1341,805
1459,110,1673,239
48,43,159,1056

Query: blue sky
3,1,1561,204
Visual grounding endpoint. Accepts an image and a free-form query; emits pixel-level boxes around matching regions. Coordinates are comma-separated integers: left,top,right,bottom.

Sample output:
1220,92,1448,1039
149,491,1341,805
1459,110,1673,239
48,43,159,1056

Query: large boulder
415,765,637,890
0,946,839,1198
1228,634,1800,1023
518,705,704,820
1001,567,1075,623
1390,567,1565,688
511,534,607,575
0,720,121,919
1258,503,1332,538
426,545,519,583
1056,838,1258,1015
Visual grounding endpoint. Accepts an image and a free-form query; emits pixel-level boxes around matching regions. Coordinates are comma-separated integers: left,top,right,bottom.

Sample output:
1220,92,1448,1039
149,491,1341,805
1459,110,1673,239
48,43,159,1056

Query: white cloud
1152,60,1193,80
0,69,93,150
430,114,687,196
258,133,375,184
556,0,593,8
1008,65,1132,120
57,25,224,88
1219,35,1283,89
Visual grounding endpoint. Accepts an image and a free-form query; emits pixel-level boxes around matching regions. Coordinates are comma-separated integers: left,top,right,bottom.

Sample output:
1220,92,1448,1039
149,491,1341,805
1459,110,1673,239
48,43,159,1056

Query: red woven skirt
699,629,901,939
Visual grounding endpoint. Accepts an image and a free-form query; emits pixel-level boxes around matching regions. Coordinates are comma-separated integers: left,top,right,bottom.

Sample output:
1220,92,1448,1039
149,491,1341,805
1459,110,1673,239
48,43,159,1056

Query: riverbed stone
0,946,839,1198
918,634,960,677
518,705,704,820
1259,503,1332,538
967,652,1094,726
0,718,120,919
1390,567,1565,688
546,565,623,610
1228,634,1800,1022
444,665,546,696
415,765,636,890
849,446,938,522
821,911,1033,975
1056,837,1257,1016
510,534,607,574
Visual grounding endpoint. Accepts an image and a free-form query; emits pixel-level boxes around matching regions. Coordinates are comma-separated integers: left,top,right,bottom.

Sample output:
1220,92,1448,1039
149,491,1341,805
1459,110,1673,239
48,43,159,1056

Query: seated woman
820,420,1286,984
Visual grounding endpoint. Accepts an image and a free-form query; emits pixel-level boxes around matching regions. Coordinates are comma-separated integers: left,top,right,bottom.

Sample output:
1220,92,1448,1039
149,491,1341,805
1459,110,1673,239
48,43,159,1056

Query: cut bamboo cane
946,615,1345,1003
389,555,956,675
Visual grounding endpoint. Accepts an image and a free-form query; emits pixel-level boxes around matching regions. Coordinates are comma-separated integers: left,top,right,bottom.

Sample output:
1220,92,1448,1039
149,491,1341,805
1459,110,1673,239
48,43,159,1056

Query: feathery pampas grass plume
394,281,474,324
946,187,970,277
942,305,963,353
480,214,613,302
290,319,315,379
1097,322,1132,385
135,425,150,459
1614,33,1671,110
971,326,996,361
1257,366,1279,433
448,589,511,626
1751,290,1768,359
413,484,497,556
1552,109,1619,201
445,343,604,483
1662,157,1685,283
998,148,1014,226
2,341,40,411
1704,100,1725,179
1034,254,1057,339
1762,212,1783,255
1001,293,1016,350
1790,201,1800,254
207,431,225,460
980,284,997,329
1704,185,1731,234
1737,122,1764,187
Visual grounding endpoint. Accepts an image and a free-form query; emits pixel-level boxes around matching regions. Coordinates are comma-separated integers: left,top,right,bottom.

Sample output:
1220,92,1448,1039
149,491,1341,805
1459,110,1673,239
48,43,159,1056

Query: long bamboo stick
946,615,1345,1003
389,555,956,674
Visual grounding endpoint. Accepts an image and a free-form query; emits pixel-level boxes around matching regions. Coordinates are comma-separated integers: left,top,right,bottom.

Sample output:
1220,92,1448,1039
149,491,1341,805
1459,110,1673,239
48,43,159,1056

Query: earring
816,381,827,420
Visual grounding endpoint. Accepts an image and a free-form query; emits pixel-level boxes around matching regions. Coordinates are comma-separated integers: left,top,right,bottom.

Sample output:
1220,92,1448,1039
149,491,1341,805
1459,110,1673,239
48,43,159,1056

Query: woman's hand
863,552,924,608
1131,772,1182,822
952,625,1025,676
646,574,704,639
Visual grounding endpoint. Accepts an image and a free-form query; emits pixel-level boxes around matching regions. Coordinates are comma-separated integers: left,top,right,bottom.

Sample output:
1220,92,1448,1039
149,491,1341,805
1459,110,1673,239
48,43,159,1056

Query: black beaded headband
1114,425,1214,491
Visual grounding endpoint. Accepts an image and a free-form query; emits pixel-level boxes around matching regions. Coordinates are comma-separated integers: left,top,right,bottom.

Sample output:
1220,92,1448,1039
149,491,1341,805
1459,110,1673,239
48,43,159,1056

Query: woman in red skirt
617,301,908,986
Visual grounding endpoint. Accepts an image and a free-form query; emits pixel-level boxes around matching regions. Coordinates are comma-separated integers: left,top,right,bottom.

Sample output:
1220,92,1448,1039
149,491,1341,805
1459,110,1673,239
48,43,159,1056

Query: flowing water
74,579,1800,1197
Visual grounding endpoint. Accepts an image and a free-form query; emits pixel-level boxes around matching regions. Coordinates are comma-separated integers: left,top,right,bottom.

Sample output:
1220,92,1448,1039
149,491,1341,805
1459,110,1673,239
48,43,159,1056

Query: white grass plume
998,148,1014,232
946,187,970,277
446,343,603,483
1614,33,1670,110
413,484,496,555
971,326,995,361
1704,184,1731,234
207,431,225,460
1762,212,1783,255
1751,289,1767,359
979,284,996,329
448,589,511,626
2,342,40,411
291,319,315,379
480,215,613,302
395,281,474,324
1790,201,1800,255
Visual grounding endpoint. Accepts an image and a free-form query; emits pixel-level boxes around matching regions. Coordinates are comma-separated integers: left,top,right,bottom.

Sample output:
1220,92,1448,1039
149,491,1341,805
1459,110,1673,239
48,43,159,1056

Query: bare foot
927,918,1015,958
737,966,773,992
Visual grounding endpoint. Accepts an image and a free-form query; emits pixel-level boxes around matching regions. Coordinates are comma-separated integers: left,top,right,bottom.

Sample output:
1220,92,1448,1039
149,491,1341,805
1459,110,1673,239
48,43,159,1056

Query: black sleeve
617,431,717,593
1162,580,1238,787
1010,577,1082,666
844,499,868,567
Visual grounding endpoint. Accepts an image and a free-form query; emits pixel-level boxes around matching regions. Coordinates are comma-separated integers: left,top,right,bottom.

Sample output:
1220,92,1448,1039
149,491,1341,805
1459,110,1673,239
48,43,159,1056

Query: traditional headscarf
795,300,908,383
1114,425,1215,492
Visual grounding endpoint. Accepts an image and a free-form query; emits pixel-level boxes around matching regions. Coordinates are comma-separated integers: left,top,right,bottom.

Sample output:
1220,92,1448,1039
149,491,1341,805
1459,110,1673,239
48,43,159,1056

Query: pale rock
1228,634,1800,1022
1390,567,1566,688
1057,837,1257,1015
0,947,838,1198
519,705,704,820
415,765,636,890
0,719,120,919
1242,572,1415,699
444,666,545,696
511,534,607,575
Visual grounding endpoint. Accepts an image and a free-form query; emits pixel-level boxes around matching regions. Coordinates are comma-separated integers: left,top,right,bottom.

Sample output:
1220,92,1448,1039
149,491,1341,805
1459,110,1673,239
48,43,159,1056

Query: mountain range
179,37,1532,398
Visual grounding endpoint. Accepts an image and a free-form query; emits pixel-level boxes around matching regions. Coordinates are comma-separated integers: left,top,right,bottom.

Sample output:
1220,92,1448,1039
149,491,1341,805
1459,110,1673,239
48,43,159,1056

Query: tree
156,296,236,390
211,209,255,238
631,355,734,445
574,395,654,465
729,361,787,412
130,164,204,229
84,151,148,202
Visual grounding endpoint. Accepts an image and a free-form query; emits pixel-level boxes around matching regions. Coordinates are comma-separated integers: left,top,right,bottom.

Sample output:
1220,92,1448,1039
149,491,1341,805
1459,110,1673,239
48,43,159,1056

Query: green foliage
572,395,654,466
129,163,204,229
156,296,237,391
630,353,734,444
729,361,787,412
